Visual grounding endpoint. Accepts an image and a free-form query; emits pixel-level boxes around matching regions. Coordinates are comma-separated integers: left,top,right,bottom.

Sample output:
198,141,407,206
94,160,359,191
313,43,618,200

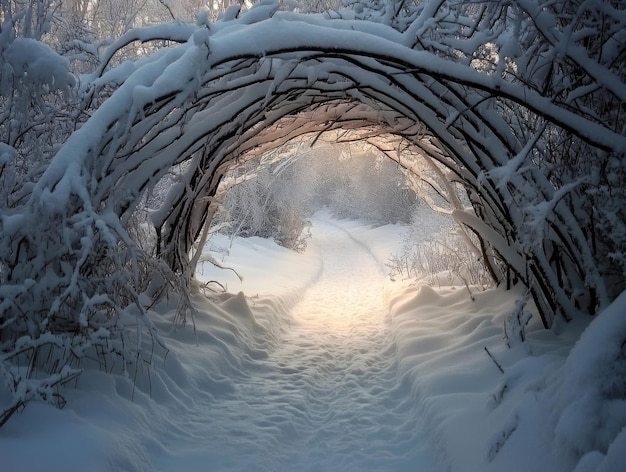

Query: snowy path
162,218,438,471
6,215,604,472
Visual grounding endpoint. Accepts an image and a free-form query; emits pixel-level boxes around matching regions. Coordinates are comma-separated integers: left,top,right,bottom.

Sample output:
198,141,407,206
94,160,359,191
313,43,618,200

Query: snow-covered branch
2,0,624,424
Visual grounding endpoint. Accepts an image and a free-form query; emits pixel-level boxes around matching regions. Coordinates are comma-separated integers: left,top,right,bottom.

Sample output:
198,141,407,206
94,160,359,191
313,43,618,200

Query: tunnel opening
143,93,546,327
25,33,620,332
188,135,496,303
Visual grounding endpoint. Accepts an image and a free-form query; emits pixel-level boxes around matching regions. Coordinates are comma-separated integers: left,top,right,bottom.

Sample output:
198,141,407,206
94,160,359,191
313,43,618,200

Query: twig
158,0,176,21
484,346,504,374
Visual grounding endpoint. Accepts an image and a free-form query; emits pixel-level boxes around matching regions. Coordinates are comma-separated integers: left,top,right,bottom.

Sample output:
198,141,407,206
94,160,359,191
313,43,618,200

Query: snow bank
385,274,626,472
385,280,550,471
551,291,626,470
1,214,619,472
196,230,323,308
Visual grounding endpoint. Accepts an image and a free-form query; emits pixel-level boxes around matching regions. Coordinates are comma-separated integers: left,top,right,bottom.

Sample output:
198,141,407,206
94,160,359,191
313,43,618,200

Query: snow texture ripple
158,218,439,471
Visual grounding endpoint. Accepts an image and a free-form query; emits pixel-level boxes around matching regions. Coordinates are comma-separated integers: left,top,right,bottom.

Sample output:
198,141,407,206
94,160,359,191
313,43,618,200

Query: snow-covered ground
1,211,624,471
194,215,438,471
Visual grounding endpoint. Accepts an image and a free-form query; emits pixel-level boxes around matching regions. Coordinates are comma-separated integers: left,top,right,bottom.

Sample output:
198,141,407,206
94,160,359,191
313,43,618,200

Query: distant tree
211,143,417,256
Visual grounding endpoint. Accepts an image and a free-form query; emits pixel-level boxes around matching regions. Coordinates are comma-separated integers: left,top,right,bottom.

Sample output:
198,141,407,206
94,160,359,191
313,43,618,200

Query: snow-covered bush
0,190,168,426
312,150,416,225
387,207,495,297
0,6,81,426
214,147,416,252
0,8,78,193
215,158,314,252
0,2,169,427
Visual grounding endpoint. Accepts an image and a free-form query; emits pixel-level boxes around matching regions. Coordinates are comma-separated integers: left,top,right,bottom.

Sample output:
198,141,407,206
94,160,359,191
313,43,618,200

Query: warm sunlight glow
288,219,387,337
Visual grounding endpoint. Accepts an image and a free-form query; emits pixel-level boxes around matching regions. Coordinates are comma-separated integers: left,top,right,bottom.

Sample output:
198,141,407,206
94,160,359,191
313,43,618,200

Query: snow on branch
1,0,624,424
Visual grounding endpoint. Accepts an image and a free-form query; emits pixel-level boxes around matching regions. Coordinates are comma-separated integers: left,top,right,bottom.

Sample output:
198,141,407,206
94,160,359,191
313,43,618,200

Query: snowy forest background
1,0,625,470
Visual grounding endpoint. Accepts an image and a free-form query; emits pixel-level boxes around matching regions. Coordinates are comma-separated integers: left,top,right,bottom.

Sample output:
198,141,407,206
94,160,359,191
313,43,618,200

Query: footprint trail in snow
164,218,439,471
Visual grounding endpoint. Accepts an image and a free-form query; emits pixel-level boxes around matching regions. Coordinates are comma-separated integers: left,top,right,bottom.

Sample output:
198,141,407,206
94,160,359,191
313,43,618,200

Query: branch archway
13,1,626,332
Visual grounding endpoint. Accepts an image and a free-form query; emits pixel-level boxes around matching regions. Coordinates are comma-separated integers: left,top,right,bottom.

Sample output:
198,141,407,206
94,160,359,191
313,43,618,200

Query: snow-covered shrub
0,12,170,425
0,10,84,426
502,295,532,349
215,158,314,252
214,147,417,252
0,193,167,426
0,9,79,191
549,292,626,468
313,151,416,226
386,206,495,296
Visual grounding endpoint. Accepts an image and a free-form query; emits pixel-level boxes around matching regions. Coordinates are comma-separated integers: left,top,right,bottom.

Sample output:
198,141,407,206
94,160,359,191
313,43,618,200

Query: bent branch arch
10,1,626,334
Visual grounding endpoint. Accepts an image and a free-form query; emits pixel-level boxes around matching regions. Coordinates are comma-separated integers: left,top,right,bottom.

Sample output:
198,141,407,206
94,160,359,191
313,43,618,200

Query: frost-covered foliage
0,4,81,427
216,157,315,252
0,1,170,426
213,146,416,253
0,4,77,197
386,205,495,295
462,0,626,322
314,150,417,225
1,0,625,426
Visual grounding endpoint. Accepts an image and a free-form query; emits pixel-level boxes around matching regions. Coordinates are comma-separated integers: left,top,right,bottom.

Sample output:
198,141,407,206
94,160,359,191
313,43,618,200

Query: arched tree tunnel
2,1,625,402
